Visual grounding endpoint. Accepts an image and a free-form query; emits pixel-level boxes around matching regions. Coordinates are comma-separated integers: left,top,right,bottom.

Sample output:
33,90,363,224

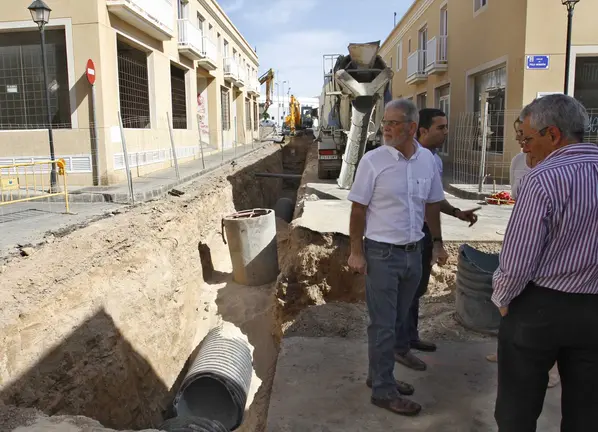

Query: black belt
367,238,419,252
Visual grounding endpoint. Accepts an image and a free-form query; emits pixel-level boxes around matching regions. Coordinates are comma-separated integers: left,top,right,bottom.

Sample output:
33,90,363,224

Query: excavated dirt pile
0,142,307,431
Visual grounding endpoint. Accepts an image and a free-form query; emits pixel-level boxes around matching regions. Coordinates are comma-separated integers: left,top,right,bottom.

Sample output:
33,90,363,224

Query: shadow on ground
0,308,171,430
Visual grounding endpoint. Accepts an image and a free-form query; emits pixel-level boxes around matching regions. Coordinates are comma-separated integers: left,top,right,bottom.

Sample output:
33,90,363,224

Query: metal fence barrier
0,158,70,213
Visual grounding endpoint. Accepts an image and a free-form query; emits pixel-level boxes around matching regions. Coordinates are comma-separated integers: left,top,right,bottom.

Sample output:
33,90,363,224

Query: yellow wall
0,0,260,186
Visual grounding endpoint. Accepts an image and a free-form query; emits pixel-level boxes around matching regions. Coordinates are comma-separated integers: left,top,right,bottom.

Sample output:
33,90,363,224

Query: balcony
107,0,174,41
223,57,240,84
425,36,448,75
247,78,260,95
406,50,427,85
177,19,203,60
198,37,218,70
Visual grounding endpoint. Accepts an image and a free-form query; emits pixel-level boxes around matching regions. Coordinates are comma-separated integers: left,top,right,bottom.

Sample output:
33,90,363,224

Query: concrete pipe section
455,244,501,334
174,325,253,430
221,208,279,286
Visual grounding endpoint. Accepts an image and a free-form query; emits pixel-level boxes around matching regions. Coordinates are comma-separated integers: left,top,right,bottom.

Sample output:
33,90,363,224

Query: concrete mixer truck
315,41,393,186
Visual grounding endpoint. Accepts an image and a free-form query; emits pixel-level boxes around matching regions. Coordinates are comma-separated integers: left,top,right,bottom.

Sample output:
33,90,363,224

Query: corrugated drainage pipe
455,244,502,335
174,324,253,431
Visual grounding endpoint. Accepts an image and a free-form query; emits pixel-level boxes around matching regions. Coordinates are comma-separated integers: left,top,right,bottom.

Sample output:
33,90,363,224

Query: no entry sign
86,59,96,85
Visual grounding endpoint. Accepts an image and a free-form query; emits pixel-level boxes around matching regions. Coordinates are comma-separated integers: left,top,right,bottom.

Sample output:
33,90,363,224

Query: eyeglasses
380,119,411,128
520,127,548,146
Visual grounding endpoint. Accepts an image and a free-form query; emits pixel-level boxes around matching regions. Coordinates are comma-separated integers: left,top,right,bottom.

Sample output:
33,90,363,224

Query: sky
220,0,412,98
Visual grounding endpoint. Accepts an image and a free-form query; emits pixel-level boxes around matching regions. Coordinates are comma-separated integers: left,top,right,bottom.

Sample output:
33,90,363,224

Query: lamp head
561,0,581,9
28,0,51,28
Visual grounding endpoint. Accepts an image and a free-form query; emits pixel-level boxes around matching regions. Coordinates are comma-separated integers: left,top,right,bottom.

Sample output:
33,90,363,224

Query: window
177,0,188,19
217,33,221,55
440,6,448,62
473,67,506,152
221,87,230,131
223,39,229,58
418,26,428,68
117,41,150,129
408,38,412,53
0,29,71,130
437,85,450,155
474,0,488,13
396,41,403,71
170,65,187,129
417,92,427,109
197,13,205,34
245,98,251,129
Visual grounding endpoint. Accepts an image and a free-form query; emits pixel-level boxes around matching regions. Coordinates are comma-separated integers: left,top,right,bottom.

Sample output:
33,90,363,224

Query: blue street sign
526,55,550,70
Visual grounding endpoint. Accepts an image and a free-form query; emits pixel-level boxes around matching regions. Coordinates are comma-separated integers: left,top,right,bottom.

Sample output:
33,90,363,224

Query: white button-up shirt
348,142,445,245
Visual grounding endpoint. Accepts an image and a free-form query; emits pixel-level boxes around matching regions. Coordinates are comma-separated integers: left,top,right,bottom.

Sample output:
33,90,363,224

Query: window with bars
170,64,187,129
0,29,71,130
245,98,251,129
117,41,150,129
221,87,230,130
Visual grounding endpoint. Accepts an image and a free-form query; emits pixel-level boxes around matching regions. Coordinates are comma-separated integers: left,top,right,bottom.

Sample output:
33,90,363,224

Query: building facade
0,0,260,185
380,0,598,185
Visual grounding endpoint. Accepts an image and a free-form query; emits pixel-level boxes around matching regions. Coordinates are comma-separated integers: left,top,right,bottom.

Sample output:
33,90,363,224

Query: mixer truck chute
316,41,393,186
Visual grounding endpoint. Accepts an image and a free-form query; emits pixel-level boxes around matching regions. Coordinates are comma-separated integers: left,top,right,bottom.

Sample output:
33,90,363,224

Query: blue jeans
364,237,423,399
395,223,433,354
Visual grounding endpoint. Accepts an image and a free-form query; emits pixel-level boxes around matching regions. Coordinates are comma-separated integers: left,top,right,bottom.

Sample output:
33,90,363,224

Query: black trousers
495,283,598,432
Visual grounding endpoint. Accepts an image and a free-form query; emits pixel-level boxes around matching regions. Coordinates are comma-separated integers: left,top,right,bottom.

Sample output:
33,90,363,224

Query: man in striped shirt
492,94,598,431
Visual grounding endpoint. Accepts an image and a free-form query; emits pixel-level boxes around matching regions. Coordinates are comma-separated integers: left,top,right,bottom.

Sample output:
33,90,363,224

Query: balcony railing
237,68,246,85
223,57,240,82
177,19,203,60
425,35,448,74
202,37,217,62
107,0,174,40
248,78,260,95
406,50,427,84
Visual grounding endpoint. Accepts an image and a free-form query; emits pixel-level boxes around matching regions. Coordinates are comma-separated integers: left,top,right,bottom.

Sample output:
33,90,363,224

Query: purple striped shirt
492,143,598,308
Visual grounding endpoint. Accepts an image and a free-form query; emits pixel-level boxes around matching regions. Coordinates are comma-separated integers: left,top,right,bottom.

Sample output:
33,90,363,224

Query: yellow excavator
259,68,274,112
284,95,301,135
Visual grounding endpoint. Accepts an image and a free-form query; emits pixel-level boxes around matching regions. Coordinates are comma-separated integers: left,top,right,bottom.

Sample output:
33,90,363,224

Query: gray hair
385,98,419,124
519,94,589,141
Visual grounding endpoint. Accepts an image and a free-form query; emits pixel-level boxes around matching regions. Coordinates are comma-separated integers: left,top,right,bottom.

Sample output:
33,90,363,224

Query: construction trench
0,137,528,431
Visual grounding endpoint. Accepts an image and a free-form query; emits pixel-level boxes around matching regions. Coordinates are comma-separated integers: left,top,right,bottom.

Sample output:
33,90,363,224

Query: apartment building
0,0,260,185
380,0,598,185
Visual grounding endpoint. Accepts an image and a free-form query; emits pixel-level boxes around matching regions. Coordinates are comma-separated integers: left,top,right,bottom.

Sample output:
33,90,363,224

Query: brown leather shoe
371,395,422,416
365,378,415,396
395,351,427,371
411,339,437,352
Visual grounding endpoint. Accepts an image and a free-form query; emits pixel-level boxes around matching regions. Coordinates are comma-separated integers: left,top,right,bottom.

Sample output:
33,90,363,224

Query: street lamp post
28,0,58,192
275,82,280,128
562,0,581,95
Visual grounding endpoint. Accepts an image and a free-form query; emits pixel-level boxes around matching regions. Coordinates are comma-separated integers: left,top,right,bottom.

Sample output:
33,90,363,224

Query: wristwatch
451,207,461,217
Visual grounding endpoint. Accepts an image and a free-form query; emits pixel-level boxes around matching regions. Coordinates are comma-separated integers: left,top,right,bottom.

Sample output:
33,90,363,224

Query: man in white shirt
347,99,448,416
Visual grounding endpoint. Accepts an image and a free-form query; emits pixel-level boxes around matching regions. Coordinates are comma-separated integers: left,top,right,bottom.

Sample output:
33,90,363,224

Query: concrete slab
266,337,560,432
294,191,512,242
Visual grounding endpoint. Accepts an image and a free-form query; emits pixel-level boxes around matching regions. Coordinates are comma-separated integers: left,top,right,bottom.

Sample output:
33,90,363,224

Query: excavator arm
259,68,275,112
